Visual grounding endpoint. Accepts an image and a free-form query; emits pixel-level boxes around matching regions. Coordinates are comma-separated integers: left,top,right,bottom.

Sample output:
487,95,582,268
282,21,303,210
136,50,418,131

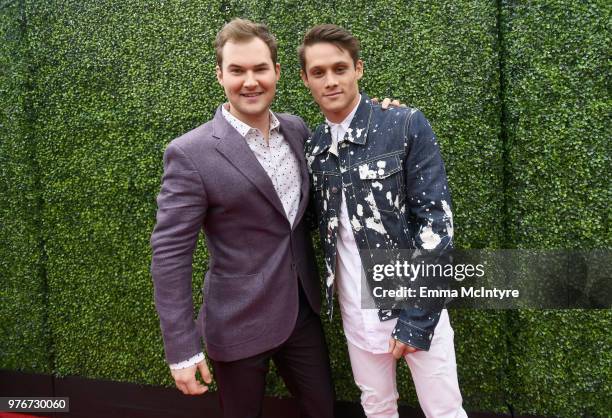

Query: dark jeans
210,284,335,418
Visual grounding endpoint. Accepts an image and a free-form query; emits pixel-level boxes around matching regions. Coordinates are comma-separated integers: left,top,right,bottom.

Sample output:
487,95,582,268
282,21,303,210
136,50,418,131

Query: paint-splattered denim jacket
305,93,454,351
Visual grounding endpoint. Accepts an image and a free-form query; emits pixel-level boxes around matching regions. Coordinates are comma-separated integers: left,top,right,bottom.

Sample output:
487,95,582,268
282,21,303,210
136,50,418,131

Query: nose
325,70,338,89
244,70,258,88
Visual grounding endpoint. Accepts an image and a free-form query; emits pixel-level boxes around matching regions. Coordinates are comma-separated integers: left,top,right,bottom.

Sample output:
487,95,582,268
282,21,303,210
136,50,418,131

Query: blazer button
331,186,339,194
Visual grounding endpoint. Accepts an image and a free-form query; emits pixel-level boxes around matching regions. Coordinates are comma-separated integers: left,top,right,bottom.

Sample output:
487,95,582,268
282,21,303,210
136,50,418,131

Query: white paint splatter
442,200,454,238
328,215,338,230
419,221,441,249
351,215,362,231
371,181,383,191
363,190,387,235
386,191,393,205
306,155,315,169
356,204,364,216
325,261,335,287
359,164,377,179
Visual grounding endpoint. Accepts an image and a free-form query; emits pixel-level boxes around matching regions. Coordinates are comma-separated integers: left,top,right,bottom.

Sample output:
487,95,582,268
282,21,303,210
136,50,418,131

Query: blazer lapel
212,107,287,218
278,115,310,229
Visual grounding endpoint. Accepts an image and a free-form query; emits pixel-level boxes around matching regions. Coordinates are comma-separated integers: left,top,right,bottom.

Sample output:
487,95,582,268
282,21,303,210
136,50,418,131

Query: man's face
216,37,280,122
300,42,363,122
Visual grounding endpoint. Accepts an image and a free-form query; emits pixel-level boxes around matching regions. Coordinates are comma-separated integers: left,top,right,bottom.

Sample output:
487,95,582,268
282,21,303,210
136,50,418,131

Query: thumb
198,360,212,384
388,337,396,353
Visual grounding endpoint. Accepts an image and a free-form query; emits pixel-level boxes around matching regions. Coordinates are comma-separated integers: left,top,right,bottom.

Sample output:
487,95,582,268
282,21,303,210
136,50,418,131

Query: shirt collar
221,103,280,138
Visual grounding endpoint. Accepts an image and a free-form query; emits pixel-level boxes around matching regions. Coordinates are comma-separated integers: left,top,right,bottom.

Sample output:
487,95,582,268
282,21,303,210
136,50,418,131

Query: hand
170,359,213,395
372,97,406,109
389,337,419,359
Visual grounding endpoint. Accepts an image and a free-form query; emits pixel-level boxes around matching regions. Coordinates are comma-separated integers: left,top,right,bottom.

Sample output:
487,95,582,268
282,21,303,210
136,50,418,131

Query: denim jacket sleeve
391,109,454,351
302,123,319,231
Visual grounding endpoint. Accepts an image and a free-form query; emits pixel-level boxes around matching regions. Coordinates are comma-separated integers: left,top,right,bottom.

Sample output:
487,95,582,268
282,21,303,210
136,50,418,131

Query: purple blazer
151,106,321,363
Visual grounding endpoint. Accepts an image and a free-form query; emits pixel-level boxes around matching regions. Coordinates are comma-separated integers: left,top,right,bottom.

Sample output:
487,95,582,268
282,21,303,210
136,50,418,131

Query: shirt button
331,186,339,194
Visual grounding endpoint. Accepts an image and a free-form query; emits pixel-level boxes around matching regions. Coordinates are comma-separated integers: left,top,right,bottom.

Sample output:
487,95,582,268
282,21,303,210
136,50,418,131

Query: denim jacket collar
311,92,373,156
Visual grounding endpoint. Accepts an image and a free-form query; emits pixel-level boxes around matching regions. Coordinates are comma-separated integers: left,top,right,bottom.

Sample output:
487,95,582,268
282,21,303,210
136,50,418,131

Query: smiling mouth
241,92,263,97
324,92,342,98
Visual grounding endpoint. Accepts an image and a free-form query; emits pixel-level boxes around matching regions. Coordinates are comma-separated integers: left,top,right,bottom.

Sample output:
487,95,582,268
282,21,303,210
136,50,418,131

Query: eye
230,68,243,74
336,67,347,74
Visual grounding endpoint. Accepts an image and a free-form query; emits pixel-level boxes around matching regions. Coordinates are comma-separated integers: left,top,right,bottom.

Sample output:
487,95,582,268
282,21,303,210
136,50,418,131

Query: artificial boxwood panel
0,0,51,373
507,311,611,417
7,0,609,416
501,1,611,416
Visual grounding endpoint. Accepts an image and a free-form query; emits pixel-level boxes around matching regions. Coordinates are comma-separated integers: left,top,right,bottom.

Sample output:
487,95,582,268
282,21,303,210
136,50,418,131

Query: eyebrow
227,62,270,69
309,61,350,71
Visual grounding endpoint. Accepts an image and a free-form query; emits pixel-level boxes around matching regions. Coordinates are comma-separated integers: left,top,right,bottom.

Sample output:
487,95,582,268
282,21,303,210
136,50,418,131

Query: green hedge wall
501,2,611,416
0,0,609,416
0,0,51,374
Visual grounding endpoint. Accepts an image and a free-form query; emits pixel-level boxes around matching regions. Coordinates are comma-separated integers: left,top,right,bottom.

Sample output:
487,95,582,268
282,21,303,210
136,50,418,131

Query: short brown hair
298,24,360,72
215,18,278,67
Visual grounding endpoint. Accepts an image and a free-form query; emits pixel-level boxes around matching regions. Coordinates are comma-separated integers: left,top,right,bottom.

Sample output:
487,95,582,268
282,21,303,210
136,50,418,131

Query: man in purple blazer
150,18,334,418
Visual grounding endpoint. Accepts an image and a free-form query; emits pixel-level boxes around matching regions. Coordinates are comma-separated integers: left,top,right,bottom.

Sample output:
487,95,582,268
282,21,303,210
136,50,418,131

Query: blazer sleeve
392,109,454,351
150,142,207,364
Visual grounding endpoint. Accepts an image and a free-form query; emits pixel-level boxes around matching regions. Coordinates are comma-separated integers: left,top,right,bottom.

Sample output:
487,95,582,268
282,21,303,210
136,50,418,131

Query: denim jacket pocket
357,154,404,213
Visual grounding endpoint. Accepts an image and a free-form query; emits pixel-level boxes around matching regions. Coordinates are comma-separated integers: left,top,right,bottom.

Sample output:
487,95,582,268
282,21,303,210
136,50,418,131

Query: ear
355,59,364,81
275,62,281,82
216,65,223,85
300,69,309,87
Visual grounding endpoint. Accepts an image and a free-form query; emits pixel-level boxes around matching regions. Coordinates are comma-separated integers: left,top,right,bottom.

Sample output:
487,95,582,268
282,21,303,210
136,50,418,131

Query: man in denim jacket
299,24,467,418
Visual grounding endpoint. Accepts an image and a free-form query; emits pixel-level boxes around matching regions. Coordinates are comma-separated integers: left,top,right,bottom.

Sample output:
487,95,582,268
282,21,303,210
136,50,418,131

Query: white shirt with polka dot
222,104,301,227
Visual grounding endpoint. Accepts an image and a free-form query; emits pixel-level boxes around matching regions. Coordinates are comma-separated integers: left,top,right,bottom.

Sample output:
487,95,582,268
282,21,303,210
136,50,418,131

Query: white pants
346,310,467,418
